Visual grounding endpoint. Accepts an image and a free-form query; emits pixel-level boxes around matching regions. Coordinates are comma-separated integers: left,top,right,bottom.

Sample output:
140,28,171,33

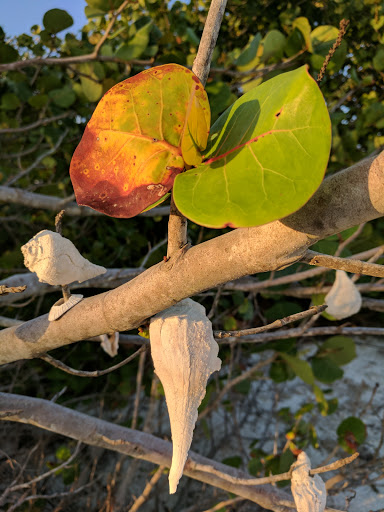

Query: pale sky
0,0,88,37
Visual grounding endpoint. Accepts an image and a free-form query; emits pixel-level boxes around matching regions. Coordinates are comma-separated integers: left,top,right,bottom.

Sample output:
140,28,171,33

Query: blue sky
0,0,88,37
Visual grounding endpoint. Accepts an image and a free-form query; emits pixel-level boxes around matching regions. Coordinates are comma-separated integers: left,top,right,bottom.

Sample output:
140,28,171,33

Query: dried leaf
70,64,210,218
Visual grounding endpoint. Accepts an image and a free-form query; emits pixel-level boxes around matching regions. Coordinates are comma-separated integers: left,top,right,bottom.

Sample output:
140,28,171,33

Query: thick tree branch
0,392,298,512
0,152,383,365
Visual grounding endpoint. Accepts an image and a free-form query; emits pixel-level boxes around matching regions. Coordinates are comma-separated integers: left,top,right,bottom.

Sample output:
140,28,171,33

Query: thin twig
225,245,384,292
301,250,384,277
202,497,245,512
198,355,276,420
0,285,26,296
214,305,327,338
54,210,71,301
317,19,349,83
40,346,146,377
131,349,146,430
140,237,168,268
334,223,366,257
127,465,165,512
0,112,74,135
6,129,69,186
7,442,82,492
191,452,359,486
94,0,130,55
217,326,384,345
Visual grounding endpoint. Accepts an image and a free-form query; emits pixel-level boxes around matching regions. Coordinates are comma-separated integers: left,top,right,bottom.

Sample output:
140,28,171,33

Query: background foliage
1,0,384,510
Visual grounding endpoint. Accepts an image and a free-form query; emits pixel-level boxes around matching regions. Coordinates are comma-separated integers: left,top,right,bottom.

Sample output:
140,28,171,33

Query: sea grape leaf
261,30,286,62
115,22,153,60
280,353,315,385
70,64,210,218
173,66,331,228
292,17,313,53
43,9,73,34
235,33,262,71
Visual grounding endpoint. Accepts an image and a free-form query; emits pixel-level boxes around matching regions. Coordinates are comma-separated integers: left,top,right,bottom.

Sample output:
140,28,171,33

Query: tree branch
0,392,297,512
214,305,327,338
39,346,146,377
0,152,383,365
301,250,384,277
0,185,170,218
5,129,69,186
0,113,74,135
167,0,227,257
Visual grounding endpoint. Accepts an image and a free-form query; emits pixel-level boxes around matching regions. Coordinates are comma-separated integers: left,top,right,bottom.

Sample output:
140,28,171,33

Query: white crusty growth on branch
150,299,221,494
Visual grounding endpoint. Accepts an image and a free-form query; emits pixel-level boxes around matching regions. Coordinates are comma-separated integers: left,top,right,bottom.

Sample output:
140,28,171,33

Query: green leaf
1,93,21,110
261,30,286,62
78,63,103,102
174,66,331,228
116,22,153,60
337,417,366,452
223,315,237,331
28,93,49,108
317,336,356,366
235,33,262,71
248,457,263,475
84,5,106,18
280,353,315,385
373,47,384,72
264,301,302,322
85,0,124,11
292,17,313,52
311,357,344,383
269,360,295,383
43,9,73,34
0,42,18,63
49,86,76,107
222,455,242,468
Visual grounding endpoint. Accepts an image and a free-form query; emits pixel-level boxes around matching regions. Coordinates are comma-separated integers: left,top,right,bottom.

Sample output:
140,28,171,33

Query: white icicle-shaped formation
21,230,106,286
291,452,326,512
149,298,221,494
325,269,362,320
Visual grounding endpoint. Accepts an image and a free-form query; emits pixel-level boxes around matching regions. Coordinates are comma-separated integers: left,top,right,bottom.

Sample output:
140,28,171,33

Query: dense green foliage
0,0,383,508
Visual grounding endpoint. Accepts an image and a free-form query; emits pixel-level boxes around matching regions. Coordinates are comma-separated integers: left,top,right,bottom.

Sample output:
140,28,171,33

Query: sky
0,0,88,37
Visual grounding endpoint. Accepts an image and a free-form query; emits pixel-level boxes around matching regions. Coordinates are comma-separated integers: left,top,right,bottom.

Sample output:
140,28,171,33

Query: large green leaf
173,66,331,228
70,64,210,218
